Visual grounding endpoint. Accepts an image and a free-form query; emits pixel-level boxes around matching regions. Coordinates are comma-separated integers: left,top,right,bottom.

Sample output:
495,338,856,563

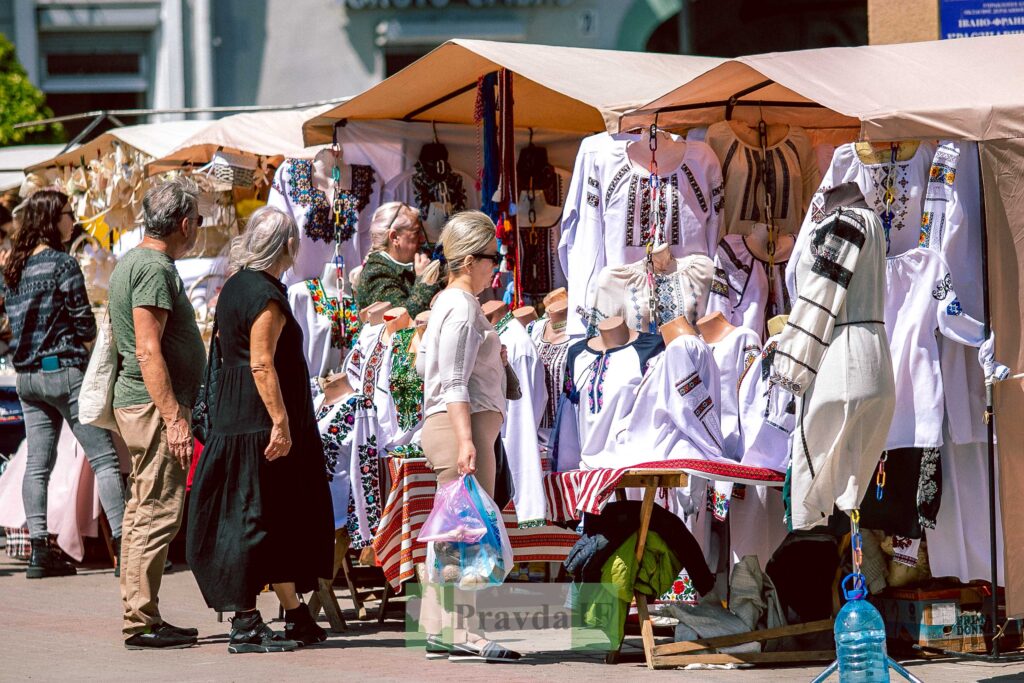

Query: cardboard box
874,585,989,653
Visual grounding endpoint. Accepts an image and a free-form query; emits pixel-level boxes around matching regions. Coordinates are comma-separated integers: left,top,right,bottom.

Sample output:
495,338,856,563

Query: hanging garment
343,322,388,407
588,254,714,335
532,318,571,440
729,485,788,571
376,327,424,457
788,143,935,292
883,247,993,450
770,206,896,530
382,163,478,242
704,121,819,236
737,334,795,474
602,334,727,467
707,326,762,462
314,394,382,546
920,141,989,445
858,447,941,539
559,136,723,337
706,234,791,341
268,158,380,287
287,278,359,378
553,333,664,471
495,314,548,527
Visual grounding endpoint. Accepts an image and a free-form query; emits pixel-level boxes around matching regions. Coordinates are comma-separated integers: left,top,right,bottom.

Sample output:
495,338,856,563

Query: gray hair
229,206,299,273
143,176,200,239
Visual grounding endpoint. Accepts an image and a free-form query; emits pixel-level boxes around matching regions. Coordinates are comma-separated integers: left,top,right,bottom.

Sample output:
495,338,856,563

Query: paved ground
2,553,1024,682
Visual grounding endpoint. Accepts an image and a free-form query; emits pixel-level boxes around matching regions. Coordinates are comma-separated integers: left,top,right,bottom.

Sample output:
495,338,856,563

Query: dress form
414,310,430,328
362,301,389,326
650,243,673,273
660,314,698,346
513,306,538,326
383,307,412,335
728,120,790,148
543,301,569,344
697,311,737,344
590,316,638,351
627,129,687,174
312,147,354,195
482,300,509,325
322,371,355,406
543,288,568,308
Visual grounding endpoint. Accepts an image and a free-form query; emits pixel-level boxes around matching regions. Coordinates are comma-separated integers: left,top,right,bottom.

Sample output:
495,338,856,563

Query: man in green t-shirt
108,176,206,650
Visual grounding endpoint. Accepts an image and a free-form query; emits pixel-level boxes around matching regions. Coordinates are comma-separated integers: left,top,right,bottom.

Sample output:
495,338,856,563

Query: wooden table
605,468,835,669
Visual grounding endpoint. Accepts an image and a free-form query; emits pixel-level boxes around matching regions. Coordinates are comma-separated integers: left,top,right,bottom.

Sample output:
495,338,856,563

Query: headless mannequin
745,223,795,262
543,300,569,345
482,300,509,325
728,120,791,148
853,140,921,164
319,262,341,297
696,311,737,344
322,371,355,407
660,314,698,346
650,243,673,273
513,306,538,326
821,182,871,214
543,288,567,308
627,129,687,173
516,189,562,228
589,316,638,352
766,315,788,337
312,147,353,195
361,301,389,327
383,307,412,335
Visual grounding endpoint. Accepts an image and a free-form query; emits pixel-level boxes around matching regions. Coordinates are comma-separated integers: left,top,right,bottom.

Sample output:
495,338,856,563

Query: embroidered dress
314,393,366,531
705,122,819,237
771,206,896,530
553,333,664,472
884,248,993,450
496,315,548,527
382,165,479,242
287,278,359,378
343,323,387,408
558,136,723,337
588,254,714,335
707,326,762,461
533,320,571,432
378,327,425,453
268,159,380,287
706,234,791,340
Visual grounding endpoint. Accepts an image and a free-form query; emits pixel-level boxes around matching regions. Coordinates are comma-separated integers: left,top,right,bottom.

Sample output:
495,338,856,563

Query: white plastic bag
79,309,118,431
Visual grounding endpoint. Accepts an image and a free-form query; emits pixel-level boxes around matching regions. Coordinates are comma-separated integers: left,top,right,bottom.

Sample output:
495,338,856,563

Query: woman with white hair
354,201,441,316
186,206,334,654
415,211,521,662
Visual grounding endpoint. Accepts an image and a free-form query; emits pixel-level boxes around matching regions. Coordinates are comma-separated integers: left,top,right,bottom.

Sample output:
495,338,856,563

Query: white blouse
705,234,791,340
707,326,762,462
416,288,506,419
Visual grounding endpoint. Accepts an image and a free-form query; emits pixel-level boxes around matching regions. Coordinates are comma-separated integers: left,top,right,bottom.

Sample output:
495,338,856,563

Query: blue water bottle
835,574,890,683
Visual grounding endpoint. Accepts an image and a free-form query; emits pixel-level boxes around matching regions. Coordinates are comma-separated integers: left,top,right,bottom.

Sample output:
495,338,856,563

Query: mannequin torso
589,316,638,352
626,131,687,173
696,311,736,344
482,300,509,325
660,314,698,346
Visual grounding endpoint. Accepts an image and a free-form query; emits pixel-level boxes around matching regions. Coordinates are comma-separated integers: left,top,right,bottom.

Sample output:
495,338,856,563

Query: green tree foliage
0,33,64,144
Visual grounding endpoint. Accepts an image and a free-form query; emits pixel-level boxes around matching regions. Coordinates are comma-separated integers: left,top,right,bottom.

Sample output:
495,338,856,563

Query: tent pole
403,81,481,121
976,142,1000,659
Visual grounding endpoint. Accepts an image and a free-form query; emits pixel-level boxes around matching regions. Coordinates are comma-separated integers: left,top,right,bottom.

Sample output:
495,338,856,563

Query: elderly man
108,177,207,650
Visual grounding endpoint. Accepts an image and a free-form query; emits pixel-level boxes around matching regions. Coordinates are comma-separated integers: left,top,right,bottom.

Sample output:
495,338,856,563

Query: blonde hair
229,206,299,273
420,210,495,285
368,202,421,253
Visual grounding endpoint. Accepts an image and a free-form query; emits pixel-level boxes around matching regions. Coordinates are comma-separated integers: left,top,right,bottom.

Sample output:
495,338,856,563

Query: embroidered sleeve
437,320,482,405
930,261,988,350
771,210,866,396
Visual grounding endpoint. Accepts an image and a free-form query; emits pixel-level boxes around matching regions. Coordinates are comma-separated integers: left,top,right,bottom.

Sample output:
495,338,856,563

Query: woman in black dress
186,207,334,654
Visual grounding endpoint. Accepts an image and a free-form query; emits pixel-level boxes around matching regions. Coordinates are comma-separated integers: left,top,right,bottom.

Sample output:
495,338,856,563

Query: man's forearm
139,351,182,421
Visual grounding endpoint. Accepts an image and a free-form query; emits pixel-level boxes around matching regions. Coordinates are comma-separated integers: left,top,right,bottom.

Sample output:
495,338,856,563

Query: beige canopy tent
624,34,1024,622
303,39,724,143
25,121,209,173
146,104,340,175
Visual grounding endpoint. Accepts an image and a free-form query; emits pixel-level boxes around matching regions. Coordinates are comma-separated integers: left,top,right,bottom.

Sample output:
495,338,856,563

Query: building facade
2,0,867,135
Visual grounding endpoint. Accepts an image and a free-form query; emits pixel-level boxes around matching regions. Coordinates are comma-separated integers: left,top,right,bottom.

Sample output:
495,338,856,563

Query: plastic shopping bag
420,475,513,590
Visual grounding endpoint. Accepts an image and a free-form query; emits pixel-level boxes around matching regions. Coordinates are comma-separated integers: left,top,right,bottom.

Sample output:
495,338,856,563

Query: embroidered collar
285,159,375,245
494,311,515,336
411,160,468,214
305,278,360,349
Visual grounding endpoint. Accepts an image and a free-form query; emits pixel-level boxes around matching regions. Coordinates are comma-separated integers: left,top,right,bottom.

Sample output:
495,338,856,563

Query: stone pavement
2,553,1023,682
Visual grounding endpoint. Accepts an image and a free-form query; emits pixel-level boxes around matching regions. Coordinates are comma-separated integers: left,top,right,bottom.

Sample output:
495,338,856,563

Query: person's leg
114,402,188,640
61,368,125,538
419,413,458,641
272,583,300,610
18,372,64,541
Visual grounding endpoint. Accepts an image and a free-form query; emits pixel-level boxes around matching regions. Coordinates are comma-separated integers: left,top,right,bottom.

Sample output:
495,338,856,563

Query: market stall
619,32,1024,651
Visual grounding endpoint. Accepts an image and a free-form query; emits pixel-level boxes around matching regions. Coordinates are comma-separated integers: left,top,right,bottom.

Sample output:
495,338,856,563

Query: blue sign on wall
940,0,1024,38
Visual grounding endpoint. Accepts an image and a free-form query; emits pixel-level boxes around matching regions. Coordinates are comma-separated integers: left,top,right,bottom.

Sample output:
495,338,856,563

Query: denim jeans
18,366,125,540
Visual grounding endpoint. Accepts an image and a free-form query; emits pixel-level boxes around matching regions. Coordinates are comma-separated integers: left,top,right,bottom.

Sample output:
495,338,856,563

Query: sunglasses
193,214,205,227
470,252,500,264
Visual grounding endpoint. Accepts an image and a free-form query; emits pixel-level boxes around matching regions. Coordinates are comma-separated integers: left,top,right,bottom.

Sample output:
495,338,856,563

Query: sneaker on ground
155,622,200,638
229,614,298,654
449,640,523,662
124,629,198,650
284,607,328,647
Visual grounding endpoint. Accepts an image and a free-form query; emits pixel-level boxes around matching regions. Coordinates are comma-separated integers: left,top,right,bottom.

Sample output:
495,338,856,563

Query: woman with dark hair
3,190,125,578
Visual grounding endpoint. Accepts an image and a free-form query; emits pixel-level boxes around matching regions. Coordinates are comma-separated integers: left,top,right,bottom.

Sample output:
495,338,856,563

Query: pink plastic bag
417,475,488,543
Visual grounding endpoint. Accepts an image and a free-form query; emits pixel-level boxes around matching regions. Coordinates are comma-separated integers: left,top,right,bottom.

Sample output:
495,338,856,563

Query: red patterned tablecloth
372,458,578,590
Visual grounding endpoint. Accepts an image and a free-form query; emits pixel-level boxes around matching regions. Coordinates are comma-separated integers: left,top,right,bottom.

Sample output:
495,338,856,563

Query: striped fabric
372,458,578,591
3,526,31,560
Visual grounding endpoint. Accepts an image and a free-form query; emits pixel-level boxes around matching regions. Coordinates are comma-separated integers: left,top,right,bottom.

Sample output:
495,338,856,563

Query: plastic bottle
835,577,890,683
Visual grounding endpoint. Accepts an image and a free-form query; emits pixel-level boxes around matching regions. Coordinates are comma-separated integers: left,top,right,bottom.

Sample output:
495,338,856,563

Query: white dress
553,333,664,471
704,122,819,237
737,334,795,473
495,314,548,527
558,137,723,337
706,234,791,340
343,322,388,403
588,254,714,335
770,206,896,530
382,164,479,243
268,159,381,287
883,248,991,450
707,326,762,461
287,278,355,378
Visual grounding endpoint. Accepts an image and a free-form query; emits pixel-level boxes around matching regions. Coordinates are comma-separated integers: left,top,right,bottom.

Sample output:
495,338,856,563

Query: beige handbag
79,308,119,432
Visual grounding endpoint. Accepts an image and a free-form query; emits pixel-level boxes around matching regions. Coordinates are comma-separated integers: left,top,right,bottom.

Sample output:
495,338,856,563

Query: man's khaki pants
114,402,188,639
